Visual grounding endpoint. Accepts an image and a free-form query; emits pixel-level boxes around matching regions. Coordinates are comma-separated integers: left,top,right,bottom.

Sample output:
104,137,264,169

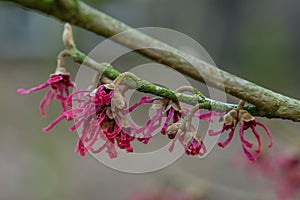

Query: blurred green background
0,0,299,199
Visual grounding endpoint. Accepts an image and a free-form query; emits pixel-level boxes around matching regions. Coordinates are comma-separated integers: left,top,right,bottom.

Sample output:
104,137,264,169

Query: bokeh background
0,0,299,199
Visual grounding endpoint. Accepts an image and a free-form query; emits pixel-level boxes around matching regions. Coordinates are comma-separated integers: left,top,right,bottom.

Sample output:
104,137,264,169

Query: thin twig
63,44,275,117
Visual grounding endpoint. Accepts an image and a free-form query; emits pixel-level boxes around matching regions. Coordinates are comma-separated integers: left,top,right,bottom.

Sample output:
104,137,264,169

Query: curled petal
106,142,118,158
197,111,225,122
127,96,154,113
17,82,51,94
75,139,88,157
136,109,163,143
239,121,253,148
256,121,273,148
209,124,227,136
66,89,91,106
42,114,66,132
242,145,256,163
218,128,235,148
250,126,262,157
161,108,175,135
39,90,53,117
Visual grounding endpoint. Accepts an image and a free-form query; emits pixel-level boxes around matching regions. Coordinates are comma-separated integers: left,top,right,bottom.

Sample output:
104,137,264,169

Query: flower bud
166,122,181,139
239,109,255,122
224,109,238,126
170,100,181,112
63,23,74,49
151,98,168,109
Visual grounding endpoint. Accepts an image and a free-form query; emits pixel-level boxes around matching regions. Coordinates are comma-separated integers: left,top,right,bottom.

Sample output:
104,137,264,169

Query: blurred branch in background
1,0,300,122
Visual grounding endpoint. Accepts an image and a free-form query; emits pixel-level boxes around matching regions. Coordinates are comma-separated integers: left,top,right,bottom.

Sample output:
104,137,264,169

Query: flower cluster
43,83,139,158
18,66,273,160
17,69,211,158
131,97,216,156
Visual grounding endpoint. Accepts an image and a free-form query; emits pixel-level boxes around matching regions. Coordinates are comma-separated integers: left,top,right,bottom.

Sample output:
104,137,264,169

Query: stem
64,45,271,117
3,0,300,122
237,100,246,110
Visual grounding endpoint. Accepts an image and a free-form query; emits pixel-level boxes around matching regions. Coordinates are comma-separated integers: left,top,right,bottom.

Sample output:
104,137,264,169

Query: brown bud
151,98,168,109
62,23,74,49
118,114,130,128
105,83,115,90
106,107,114,119
224,109,238,126
170,100,182,112
100,76,113,84
182,125,197,146
111,91,126,110
239,109,255,122
166,122,180,134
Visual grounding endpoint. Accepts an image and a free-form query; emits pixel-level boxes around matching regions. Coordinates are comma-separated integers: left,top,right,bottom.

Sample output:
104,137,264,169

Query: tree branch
63,43,261,114
2,0,300,122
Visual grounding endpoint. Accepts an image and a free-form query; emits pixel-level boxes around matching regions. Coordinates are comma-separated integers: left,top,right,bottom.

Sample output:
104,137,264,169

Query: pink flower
42,84,138,158
167,110,224,156
209,109,273,162
93,85,114,105
208,110,236,148
115,129,135,152
166,121,207,156
166,108,224,156
185,138,206,156
239,118,273,162
161,102,182,135
17,73,75,117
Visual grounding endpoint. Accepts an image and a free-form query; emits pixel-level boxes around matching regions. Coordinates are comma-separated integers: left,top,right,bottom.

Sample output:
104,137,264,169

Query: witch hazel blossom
42,83,143,158
125,95,208,156
166,122,207,156
132,98,185,146
208,109,237,147
165,106,219,156
183,129,207,156
161,100,182,135
17,68,75,117
70,84,129,158
209,107,273,162
239,111,273,159
169,109,227,156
